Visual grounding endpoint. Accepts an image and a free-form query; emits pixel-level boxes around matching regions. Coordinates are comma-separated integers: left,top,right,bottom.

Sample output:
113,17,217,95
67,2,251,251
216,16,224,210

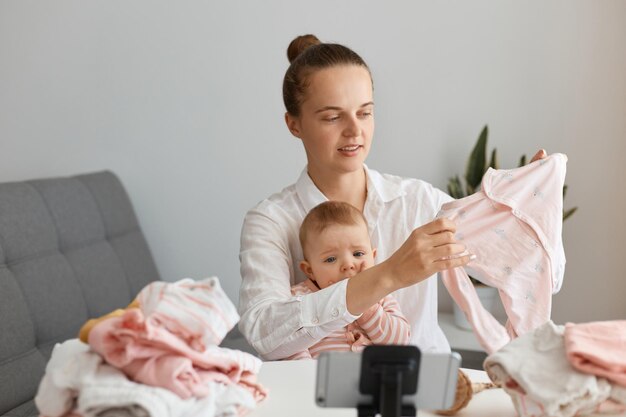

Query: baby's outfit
438,153,568,353
484,321,626,417
288,279,410,359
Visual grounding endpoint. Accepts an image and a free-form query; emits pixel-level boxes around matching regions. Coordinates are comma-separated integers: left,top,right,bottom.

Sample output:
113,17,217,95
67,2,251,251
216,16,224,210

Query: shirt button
513,209,520,216
332,308,339,317
312,317,319,324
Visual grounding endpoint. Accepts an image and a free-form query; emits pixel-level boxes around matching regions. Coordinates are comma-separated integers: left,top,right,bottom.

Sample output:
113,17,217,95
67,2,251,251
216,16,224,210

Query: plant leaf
563,184,568,198
518,154,527,167
447,175,464,199
489,148,499,170
465,125,488,190
563,207,578,221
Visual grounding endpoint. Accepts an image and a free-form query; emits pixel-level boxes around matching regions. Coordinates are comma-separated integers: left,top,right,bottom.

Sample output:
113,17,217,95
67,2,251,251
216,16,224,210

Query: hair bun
287,34,321,63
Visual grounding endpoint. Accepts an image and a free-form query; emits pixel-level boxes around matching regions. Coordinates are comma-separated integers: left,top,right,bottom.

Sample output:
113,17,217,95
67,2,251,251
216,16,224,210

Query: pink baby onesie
438,153,567,353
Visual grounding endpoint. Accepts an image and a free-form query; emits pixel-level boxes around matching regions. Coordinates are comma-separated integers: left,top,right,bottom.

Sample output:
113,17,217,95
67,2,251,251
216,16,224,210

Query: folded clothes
94,405,149,417
79,299,140,343
87,278,265,401
35,339,259,417
564,320,626,387
137,278,240,352
484,321,626,417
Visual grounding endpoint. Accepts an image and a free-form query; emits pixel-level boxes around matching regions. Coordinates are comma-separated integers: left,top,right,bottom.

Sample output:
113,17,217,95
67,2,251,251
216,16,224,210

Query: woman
238,34,545,360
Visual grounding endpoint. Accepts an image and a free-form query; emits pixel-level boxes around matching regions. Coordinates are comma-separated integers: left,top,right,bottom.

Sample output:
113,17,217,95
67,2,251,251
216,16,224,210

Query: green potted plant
446,125,577,329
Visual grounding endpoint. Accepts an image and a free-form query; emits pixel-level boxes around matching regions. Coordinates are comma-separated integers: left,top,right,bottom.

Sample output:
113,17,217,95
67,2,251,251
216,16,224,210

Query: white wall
1,1,625,323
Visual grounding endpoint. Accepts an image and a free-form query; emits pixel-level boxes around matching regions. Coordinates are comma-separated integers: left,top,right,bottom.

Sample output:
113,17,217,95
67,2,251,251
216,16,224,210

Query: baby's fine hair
283,34,372,116
299,201,367,253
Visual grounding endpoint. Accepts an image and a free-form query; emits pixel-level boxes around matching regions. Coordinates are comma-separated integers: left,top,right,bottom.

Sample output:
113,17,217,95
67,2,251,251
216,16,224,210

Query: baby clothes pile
35,277,267,417
484,320,626,417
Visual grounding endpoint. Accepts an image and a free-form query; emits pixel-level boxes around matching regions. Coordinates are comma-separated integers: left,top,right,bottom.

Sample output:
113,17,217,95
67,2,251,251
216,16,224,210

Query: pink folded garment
88,309,266,401
137,277,239,352
564,320,626,387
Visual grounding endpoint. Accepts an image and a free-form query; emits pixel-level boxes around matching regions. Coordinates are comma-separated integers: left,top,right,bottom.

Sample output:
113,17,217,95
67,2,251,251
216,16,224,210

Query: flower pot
453,285,498,330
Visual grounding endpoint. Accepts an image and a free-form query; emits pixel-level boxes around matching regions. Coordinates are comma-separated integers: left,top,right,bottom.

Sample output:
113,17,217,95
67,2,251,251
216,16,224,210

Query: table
252,360,507,417
251,360,626,417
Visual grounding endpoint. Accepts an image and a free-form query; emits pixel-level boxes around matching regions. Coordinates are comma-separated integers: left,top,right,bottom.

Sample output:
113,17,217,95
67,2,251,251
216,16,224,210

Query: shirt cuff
299,279,359,338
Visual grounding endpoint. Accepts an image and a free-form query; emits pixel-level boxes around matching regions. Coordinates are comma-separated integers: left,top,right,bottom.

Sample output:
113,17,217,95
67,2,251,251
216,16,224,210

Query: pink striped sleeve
355,295,410,345
285,349,313,360
308,329,354,358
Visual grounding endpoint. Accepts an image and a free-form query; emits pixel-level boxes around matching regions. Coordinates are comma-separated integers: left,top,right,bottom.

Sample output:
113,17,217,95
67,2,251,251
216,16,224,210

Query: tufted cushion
0,171,160,417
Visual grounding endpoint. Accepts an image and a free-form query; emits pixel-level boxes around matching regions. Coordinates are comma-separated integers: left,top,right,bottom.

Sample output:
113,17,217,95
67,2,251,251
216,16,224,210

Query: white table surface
251,360,505,417
251,359,626,417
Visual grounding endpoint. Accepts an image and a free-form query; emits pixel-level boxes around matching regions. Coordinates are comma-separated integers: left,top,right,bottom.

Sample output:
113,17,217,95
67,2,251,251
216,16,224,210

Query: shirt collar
295,164,405,214
294,167,327,213
365,165,406,204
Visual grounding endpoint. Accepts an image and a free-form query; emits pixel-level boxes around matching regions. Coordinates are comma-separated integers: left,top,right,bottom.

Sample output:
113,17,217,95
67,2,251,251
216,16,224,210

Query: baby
288,201,411,359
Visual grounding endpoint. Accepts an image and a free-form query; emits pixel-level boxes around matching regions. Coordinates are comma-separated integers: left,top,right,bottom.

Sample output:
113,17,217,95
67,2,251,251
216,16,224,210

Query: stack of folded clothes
35,277,267,417
484,320,626,417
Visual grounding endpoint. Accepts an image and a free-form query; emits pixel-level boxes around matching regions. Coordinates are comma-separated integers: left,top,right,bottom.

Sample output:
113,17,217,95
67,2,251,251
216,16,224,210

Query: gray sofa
0,171,161,416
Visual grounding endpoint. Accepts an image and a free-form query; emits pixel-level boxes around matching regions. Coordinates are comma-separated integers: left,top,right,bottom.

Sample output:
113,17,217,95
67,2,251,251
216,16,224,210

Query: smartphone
315,350,461,410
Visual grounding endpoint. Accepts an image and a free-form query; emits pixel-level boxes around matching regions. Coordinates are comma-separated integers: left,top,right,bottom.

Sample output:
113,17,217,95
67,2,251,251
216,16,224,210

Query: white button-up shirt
238,165,453,360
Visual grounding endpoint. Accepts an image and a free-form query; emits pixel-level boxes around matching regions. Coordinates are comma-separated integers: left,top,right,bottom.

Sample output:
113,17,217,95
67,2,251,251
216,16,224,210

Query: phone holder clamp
357,345,421,417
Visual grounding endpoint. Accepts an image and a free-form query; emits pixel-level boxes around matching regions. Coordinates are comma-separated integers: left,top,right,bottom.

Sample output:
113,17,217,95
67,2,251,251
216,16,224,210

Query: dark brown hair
299,201,368,255
283,34,372,116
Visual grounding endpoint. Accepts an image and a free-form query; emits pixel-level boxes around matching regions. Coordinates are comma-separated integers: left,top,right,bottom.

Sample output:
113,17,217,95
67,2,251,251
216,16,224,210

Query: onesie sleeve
284,349,314,360
355,295,411,345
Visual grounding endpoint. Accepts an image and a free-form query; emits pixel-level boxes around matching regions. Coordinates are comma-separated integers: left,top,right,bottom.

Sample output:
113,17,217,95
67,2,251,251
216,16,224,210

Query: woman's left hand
530,149,548,163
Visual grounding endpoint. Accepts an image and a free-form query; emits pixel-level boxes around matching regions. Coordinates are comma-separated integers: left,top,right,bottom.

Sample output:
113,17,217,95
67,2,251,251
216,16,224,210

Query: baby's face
303,222,376,289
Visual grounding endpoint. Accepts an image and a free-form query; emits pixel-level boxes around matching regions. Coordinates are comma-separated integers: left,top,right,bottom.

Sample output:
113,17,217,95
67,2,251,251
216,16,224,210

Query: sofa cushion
0,171,160,416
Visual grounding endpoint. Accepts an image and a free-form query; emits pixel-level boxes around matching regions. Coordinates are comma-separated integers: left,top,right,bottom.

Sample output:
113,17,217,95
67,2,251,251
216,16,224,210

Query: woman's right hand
381,217,472,291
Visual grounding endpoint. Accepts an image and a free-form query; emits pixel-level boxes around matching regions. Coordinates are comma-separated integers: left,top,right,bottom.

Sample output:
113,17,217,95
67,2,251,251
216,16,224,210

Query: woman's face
286,65,374,179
